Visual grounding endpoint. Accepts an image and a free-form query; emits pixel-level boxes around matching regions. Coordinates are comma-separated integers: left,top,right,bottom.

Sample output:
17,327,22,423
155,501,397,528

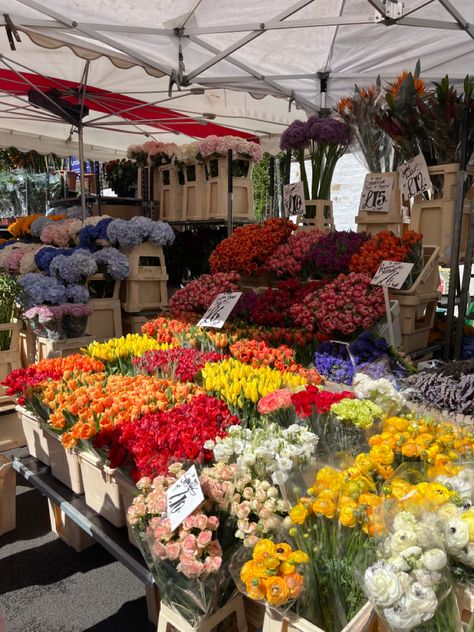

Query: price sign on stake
371,261,414,349
358,174,394,213
398,153,433,199
166,465,204,532
197,292,242,329
283,182,306,216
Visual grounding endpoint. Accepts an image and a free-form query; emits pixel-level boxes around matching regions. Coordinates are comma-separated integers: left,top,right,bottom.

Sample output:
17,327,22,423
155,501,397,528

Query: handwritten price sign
166,465,204,531
197,292,242,329
283,182,306,216
398,154,433,199
371,260,414,290
359,174,394,213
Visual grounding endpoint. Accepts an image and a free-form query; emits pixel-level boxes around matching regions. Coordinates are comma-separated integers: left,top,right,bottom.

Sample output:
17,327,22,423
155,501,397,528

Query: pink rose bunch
127,464,224,580
169,271,240,315
40,220,76,247
314,272,385,339
264,228,323,278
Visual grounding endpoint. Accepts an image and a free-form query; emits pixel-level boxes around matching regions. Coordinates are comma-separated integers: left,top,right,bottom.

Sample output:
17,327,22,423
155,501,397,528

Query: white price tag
359,174,394,213
398,154,433,199
197,292,242,329
283,182,306,216
371,260,414,289
166,465,204,532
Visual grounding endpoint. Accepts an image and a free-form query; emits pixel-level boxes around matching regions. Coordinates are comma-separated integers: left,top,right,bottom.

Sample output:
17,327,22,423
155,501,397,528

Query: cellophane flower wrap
230,538,309,611
358,471,463,632
127,463,238,626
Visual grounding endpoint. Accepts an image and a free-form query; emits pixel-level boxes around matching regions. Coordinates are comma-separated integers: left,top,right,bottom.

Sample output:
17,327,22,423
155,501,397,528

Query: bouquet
127,464,237,626
280,116,351,216
103,159,137,197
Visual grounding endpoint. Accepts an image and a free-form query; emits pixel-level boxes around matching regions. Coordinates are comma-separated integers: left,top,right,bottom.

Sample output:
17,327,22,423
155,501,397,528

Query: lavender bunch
308,230,369,276
404,371,474,415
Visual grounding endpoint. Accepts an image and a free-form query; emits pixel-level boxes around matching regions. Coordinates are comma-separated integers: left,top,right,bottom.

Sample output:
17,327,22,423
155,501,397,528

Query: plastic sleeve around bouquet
146,529,236,627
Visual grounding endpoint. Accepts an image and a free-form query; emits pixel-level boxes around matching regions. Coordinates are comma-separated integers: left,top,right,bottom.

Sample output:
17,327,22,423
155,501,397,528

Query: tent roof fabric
0,0,473,157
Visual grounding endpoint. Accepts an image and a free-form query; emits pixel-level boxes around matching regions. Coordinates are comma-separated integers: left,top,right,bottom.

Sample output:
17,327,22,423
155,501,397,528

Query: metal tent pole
227,148,233,236
77,124,87,221
443,104,470,360
454,195,474,359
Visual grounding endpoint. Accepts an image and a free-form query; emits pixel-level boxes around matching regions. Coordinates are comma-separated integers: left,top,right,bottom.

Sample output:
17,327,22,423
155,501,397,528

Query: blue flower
93,248,130,280
50,250,97,283
18,273,67,306
66,284,90,303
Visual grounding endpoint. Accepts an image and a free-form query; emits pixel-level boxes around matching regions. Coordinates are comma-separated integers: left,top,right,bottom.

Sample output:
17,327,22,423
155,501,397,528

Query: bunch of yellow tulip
201,358,308,416
85,334,172,368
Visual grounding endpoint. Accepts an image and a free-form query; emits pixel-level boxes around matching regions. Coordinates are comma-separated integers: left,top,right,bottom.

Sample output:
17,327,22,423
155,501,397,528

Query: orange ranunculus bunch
209,218,296,276
141,315,194,345
229,339,322,384
369,415,474,478
38,373,202,448
349,230,422,276
240,539,308,606
290,464,382,536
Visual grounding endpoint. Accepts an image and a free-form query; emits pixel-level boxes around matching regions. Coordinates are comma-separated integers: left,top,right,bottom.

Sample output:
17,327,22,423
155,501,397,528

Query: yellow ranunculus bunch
369,416,474,479
85,334,172,364
202,358,308,413
291,465,382,535
240,539,308,606
382,477,457,515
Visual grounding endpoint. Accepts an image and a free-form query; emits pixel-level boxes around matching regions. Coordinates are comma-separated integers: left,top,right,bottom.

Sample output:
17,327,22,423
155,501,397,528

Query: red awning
0,69,259,142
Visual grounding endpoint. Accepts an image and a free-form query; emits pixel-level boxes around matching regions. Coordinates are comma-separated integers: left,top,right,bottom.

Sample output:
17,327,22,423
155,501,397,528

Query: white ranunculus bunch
362,519,451,631
353,373,406,413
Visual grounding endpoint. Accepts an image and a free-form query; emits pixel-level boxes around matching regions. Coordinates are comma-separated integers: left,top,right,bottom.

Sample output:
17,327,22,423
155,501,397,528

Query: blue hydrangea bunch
18,273,67,306
93,248,130,280
50,250,97,283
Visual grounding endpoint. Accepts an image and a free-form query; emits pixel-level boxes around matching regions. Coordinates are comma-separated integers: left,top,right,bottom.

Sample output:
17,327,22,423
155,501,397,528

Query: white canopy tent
0,0,474,159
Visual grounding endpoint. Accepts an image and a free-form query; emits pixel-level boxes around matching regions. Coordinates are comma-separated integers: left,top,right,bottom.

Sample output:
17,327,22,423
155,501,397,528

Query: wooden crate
121,280,168,313
121,243,167,279
0,322,21,402
390,246,440,299
35,335,93,362
244,596,265,632
262,601,376,632
154,164,183,221
182,161,206,220
204,157,255,220
20,327,35,367
16,405,50,466
86,273,120,300
78,451,125,528
116,471,138,547
397,295,438,335
355,171,403,235
0,454,16,536
0,406,26,452
48,498,95,552
455,583,474,624
122,313,148,335
44,429,84,494
157,594,247,632
86,299,122,340
297,200,334,232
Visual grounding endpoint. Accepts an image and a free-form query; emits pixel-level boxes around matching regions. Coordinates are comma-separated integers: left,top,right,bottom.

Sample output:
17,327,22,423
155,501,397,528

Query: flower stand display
35,335,93,362
355,172,404,236
47,498,95,552
410,163,474,264
0,455,16,536
44,429,84,494
182,161,206,220
78,451,125,528
296,200,335,232
0,405,26,451
120,243,168,313
157,594,248,632
16,405,50,466
204,157,255,221
262,602,376,632
154,164,183,221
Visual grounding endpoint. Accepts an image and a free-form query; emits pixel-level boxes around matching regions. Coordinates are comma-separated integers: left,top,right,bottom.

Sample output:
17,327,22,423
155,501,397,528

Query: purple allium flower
279,120,310,151
307,116,352,145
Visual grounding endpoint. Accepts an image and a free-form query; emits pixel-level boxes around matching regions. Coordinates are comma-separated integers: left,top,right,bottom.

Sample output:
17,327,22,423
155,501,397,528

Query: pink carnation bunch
169,272,240,315
265,228,323,278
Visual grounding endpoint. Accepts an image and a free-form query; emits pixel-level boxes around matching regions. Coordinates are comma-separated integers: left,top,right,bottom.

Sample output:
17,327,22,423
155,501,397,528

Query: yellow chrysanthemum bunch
240,539,308,606
85,334,173,364
201,358,308,409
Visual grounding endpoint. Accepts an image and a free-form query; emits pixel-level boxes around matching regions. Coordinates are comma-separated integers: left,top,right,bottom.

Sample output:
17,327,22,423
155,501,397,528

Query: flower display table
47,498,95,552
0,454,16,536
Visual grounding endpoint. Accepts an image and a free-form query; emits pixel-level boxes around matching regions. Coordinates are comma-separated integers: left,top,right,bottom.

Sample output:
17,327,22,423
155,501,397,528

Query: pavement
0,449,155,632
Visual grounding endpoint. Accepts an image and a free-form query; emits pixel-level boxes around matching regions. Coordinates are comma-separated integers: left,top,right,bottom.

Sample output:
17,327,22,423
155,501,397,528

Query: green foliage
0,273,20,350
0,147,62,172
103,159,138,197
252,152,285,219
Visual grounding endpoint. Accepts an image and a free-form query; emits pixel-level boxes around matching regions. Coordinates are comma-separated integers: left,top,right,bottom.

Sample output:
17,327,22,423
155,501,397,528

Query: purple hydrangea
30,217,53,238
106,219,142,248
50,250,97,283
18,273,67,306
93,248,130,280
106,217,175,248
148,221,175,246
65,284,90,303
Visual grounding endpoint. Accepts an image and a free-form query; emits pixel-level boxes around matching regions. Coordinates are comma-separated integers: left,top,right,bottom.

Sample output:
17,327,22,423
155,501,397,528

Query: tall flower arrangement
280,116,351,204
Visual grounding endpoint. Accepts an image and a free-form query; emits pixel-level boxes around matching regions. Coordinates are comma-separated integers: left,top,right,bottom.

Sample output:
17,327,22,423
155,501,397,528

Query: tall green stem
297,149,310,200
